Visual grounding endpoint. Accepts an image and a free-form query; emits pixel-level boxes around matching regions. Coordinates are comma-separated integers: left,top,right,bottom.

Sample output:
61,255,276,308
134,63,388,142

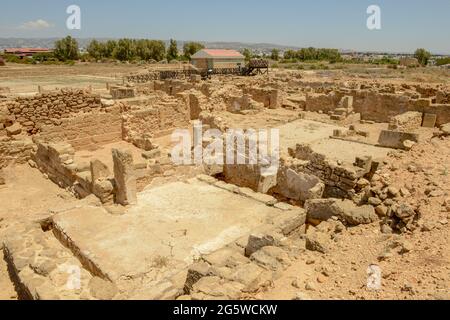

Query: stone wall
0,136,34,169
388,111,423,131
33,141,114,203
122,99,189,149
38,106,122,151
4,89,102,134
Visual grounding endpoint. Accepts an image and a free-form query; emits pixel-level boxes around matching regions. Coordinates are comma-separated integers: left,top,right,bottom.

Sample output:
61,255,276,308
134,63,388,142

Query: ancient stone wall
4,89,102,134
33,141,114,203
38,106,122,151
0,136,34,169
122,99,189,149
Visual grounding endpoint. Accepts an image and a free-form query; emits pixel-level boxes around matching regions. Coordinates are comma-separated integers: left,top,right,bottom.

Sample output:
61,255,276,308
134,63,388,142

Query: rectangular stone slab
51,179,283,284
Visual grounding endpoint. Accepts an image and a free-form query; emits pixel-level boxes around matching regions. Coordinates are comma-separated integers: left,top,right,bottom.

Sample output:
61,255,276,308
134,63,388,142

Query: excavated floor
278,119,391,163
51,178,283,285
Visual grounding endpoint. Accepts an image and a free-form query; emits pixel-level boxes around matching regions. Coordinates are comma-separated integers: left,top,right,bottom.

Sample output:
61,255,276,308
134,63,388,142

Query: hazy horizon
1,0,449,54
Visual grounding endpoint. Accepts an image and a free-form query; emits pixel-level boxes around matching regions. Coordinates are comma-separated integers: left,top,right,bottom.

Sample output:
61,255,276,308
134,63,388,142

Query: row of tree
48,36,437,67
53,36,205,62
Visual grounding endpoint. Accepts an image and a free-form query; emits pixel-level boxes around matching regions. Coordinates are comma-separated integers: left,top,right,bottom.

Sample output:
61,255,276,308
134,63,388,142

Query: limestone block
90,159,111,181
6,123,22,136
378,130,419,150
422,113,437,128
285,169,324,201
112,148,137,206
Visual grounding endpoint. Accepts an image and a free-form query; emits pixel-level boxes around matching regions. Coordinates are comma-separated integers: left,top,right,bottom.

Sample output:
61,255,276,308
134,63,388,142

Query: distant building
399,57,420,67
3,48,52,58
190,49,245,71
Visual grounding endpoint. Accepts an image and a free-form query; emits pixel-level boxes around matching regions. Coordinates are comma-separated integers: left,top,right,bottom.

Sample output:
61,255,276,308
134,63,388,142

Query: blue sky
0,0,449,53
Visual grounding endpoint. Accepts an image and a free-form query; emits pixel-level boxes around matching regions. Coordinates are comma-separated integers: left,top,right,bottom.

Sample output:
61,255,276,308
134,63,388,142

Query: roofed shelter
190,49,245,71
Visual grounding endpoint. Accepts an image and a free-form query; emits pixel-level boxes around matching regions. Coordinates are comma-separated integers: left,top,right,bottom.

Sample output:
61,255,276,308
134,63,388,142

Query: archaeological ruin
0,63,449,301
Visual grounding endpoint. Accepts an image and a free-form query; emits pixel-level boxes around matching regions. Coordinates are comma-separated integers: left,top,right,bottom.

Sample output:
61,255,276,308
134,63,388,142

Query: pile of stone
367,175,420,234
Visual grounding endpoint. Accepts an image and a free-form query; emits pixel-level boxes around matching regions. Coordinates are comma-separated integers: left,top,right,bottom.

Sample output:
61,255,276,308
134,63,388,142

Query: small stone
291,278,301,289
387,187,399,198
375,205,388,217
399,241,413,254
369,197,382,206
305,281,317,291
317,274,327,283
381,224,393,234
293,292,311,300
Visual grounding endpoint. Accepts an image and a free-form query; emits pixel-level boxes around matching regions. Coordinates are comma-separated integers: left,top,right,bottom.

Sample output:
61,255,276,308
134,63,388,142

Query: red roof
4,48,52,54
202,49,243,57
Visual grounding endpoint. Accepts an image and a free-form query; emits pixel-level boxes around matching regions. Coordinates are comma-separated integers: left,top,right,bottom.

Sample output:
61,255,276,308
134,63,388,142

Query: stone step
3,222,96,300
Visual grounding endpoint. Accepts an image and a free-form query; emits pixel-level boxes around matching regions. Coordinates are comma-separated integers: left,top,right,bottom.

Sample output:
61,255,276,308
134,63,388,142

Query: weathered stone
340,204,378,226
422,113,437,128
90,159,111,181
271,209,306,235
142,149,161,160
257,172,277,194
245,234,277,257
378,130,419,150
285,169,325,201
112,148,137,206
191,276,244,300
441,123,450,135
305,232,331,254
6,123,22,136
250,246,290,271
184,262,213,294
88,277,118,300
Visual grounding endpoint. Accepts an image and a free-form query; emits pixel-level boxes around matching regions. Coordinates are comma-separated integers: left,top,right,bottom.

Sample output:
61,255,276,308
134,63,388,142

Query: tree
103,40,117,58
183,42,204,60
242,48,253,61
283,50,297,60
414,48,431,66
54,36,79,61
87,40,105,60
166,39,179,62
270,49,279,61
113,39,136,61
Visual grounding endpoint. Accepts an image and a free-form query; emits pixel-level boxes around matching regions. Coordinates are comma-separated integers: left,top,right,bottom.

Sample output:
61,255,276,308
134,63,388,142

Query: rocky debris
305,198,378,226
305,231,331,254
184,262,214,294
271,209,306,236
245,233,279,257
190,276,244,300
250,246,291,271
